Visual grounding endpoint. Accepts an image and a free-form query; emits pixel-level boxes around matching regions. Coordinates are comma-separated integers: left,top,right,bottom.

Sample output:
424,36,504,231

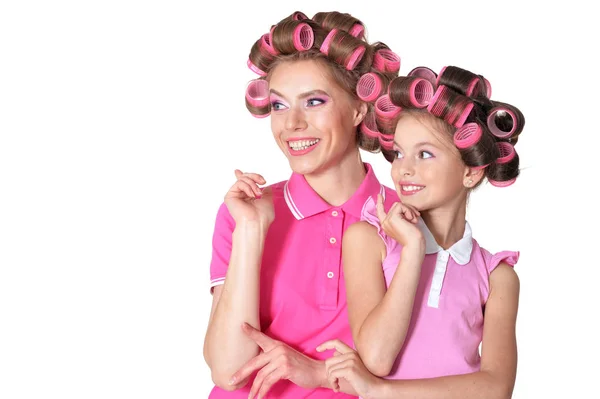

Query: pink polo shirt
360,196,519,380
209,163,398,398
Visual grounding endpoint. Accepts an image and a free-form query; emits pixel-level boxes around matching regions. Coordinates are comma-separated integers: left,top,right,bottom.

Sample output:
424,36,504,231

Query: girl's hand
316,340,383,399
224,170,274,227
376,194,425,253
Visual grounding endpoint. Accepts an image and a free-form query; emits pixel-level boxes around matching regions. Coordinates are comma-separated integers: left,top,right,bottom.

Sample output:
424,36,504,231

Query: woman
203,10,401,399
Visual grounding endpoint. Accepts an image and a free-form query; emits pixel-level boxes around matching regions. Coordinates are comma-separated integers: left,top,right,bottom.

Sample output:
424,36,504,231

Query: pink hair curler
247,59,266,76
375,94,402,120
483,77,492,97
465,76,492,98
409,78,434,108
373,49,400,73
360,112,380,138
349,23,365,38
408,66,437,88
455,102,474,128
427,85,474,128
260,33,278,56
245,79,270,108
293,23,314,51
357,73,384,102
471,163,490,171
489,177,516,187
487,107,517,138
495,142,516,164
436,66,447,86
320,29,338,55
379,134,395,150
346,45,365,70
453,123,482,149
292,11,308,20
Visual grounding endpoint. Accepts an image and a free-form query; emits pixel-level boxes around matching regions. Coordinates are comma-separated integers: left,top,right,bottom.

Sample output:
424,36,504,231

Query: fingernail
228,377,236,385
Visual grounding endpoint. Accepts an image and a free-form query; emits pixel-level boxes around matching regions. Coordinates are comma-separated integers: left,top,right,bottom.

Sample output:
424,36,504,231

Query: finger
375,194,387,223
229,352,270,386
325,353,356,374
327,358,355,376
328,375,340,393
242,322,276,352
234,169,244,179
333,350,342,357
316,339,354,355
248,360,278,399
233,180,256,199
237,176,262,196
256,368,285,399
241,172,267,185
399,204,418,223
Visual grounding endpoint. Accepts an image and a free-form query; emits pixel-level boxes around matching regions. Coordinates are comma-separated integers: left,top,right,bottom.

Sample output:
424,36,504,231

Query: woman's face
268,60,365,176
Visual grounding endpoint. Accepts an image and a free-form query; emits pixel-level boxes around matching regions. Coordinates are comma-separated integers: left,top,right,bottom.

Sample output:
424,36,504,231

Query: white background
1,0,598,398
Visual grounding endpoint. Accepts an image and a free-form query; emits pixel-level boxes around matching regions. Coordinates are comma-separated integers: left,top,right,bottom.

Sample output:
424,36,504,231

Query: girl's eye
394,151,403,159
307,98,326,107
420,151,434,159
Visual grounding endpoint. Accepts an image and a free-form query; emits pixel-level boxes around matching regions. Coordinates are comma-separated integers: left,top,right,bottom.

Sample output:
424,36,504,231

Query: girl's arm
373,263,520,399
343,219,424,377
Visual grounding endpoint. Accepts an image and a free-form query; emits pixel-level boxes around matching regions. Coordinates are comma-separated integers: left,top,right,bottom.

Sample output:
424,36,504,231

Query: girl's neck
421,197,468,250
304,150,366,207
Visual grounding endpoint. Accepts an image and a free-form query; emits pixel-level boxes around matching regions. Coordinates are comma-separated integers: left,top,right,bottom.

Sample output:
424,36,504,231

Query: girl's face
391,113,470,212
268,60,365,176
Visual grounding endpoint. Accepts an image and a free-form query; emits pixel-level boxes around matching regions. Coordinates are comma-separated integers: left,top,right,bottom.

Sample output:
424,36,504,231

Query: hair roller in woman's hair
373,49,401,74
245,79,270,118
247,59,267,76
346,45,365,70
292,11,308,20
293,23,314,51
357,73,385,102
260,33,278,56
360,111,380,138
375,94,402,120
453,123,483,149
349,23,365,39
319,29,337,55
379,134,394,150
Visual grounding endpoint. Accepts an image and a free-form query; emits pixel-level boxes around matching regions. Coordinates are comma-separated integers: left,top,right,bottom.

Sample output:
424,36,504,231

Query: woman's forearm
355,248,423,376
204,222,267,389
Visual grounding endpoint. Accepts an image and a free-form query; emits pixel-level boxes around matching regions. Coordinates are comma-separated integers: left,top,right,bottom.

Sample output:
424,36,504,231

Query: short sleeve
209,202,236,291
487,250,519,274
360,196,398,253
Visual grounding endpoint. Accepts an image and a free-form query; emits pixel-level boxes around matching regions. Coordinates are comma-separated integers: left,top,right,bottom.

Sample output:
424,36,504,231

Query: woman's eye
307,98,325,107
420,151,434,159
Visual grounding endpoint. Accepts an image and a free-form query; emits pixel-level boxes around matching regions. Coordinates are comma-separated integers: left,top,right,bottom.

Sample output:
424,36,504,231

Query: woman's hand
229,323,327,399
224,170,274,227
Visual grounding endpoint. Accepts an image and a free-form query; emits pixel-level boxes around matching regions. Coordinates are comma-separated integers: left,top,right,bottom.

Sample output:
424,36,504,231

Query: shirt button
332,211,338,217
327,271,334,278
329,237,337,244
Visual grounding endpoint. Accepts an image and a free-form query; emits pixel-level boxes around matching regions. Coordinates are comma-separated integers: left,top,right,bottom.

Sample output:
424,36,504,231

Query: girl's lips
399,183,425,196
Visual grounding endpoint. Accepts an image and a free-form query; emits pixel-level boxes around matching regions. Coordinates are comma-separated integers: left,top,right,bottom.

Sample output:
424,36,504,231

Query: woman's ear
353,102,368,127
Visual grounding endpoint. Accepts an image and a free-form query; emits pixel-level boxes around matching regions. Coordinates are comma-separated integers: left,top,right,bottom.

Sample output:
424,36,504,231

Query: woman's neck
421,196,468,250
304,151,366,207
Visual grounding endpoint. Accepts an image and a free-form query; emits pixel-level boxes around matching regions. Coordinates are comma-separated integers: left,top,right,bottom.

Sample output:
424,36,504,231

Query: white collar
417,219,473,265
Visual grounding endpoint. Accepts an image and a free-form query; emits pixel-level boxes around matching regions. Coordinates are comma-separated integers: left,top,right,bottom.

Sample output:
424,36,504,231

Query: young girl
317,65,523,399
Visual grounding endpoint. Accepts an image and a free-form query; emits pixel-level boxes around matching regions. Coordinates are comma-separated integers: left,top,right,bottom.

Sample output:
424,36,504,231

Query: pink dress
360,196,519,379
